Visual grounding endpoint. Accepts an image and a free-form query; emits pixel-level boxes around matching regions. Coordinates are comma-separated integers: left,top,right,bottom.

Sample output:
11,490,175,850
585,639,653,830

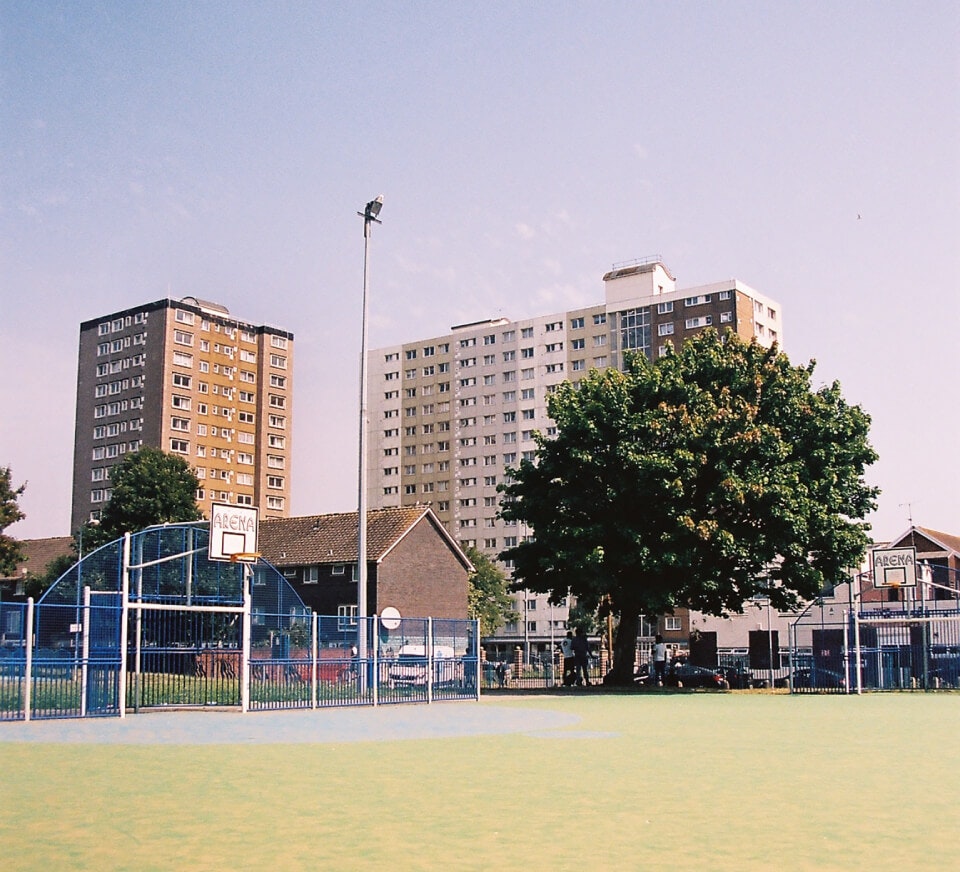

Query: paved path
0,701,581,745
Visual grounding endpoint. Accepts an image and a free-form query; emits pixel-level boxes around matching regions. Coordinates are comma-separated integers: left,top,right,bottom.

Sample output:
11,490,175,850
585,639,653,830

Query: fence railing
0,598,479,721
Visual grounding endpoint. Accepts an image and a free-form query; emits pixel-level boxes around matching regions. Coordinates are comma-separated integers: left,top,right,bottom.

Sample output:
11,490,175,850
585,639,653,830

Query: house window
664,616,682,631
304,567,319,585
338,604,358,630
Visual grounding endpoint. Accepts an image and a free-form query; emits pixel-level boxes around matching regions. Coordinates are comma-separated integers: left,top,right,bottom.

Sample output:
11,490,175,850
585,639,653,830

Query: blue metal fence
2,522,479,721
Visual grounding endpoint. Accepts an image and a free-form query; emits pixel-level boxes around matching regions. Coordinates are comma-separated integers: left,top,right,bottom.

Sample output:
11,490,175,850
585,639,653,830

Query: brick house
861,527,960,605
0,536,73,600
258,506,472,622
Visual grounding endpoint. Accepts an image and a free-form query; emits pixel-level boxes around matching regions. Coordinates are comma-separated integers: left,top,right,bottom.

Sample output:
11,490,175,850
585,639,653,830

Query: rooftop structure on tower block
365,257,783,656
71,297,293,531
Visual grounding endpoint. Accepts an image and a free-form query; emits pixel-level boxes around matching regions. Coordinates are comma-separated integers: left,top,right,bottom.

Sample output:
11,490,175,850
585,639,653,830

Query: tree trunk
605,606,640,686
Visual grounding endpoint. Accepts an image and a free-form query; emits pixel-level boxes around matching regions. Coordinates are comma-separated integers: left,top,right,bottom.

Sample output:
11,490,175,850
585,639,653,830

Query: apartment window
172,373,192,388
545,363,563,373
422,365,435,377
503,411,516,423
270,354,287,369
658,323,675,336
173,351,193,367
545,342,563,352
521,327,534,339
572,359,586,371
239,411,255,424
521,368,534,380
593,313,606,325
720,311,733,323
593,356,607,367
240,350,257,363
571,317,585,329
423,345,435,357
483,354,496,366
171,395,192,410
545,321,561,332
170,439,189,454
269,394,286,409
685,316,713,328
657,301,674,314
684,295,711,307
501,330,515,342
459,337,476,348
267,475,284,489
571,338,585,350
174,329,194,346
503,452,517,464
503,431,517,443
237,432,254,445
269,415,286,428
266,496,285,510
236,494,253,506
171,417,190,432
718,290,732,300
521,408,535,420
484,475,497,486
521,347,534,359
239,390,255,403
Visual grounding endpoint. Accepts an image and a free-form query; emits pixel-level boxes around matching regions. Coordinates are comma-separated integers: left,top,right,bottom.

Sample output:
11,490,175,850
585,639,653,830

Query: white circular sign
380,607,402,630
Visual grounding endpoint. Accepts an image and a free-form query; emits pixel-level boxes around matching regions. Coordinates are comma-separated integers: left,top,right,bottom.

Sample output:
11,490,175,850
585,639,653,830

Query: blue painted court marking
0,702,582,746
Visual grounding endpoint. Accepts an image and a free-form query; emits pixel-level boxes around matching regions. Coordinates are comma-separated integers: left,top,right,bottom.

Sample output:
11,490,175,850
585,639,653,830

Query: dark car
792,666,846,689
663,661,729,690
720,664,754,689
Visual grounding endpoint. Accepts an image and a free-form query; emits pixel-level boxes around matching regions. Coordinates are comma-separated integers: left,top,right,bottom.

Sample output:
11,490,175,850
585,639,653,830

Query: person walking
572,627,591,686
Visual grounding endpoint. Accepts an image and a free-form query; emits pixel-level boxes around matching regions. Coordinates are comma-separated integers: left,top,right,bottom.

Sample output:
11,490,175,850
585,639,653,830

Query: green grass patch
1,693,957,870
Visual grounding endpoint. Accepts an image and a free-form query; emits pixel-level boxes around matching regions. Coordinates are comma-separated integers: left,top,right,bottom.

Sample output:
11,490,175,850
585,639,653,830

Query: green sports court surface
1,692,957,871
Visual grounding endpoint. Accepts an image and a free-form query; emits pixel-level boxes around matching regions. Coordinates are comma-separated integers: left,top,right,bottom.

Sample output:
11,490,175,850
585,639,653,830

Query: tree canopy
465,545,518,637
0,466,26,576
97,447,202,541
499,330,878,684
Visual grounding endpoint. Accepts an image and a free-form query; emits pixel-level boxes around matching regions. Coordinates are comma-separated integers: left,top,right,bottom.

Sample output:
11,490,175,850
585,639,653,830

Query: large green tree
0,466,26,576
499,331,878,684
97,447,202,539
465,546,518,637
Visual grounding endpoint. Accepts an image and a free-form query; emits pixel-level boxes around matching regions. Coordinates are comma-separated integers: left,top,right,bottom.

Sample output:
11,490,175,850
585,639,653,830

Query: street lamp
357,196,383,663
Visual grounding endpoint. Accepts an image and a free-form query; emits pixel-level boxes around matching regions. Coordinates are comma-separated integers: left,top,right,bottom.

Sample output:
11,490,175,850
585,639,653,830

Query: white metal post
311,611,318,710
241,564,251,713
81,586,91,717
853,607,863,695
475,619,482,700
24,597,34,722
372,615,380,707
119,532,130,718
427,616,433,704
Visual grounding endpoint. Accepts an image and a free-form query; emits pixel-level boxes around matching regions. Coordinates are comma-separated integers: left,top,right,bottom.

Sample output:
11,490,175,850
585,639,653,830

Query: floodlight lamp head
366,195,384,220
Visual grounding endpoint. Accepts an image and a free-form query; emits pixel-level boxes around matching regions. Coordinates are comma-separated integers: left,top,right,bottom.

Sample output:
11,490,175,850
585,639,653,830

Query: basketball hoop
229,552,261,564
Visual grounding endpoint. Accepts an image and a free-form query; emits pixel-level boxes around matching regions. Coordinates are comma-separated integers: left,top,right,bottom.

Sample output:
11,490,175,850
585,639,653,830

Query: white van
387,644,460,687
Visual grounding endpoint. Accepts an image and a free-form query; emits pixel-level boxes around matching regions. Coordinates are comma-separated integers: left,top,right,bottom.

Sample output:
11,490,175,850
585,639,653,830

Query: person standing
653,634,667,686
560,631,575,686
572,627,591,686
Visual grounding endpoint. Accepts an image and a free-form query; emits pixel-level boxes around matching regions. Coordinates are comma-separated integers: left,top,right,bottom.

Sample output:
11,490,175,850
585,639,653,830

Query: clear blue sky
2,1,958,543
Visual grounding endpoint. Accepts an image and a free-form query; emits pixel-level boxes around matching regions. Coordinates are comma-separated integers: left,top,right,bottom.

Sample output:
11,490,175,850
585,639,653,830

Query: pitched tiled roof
259,506,467,567
916,527,960,555
0,536,74,581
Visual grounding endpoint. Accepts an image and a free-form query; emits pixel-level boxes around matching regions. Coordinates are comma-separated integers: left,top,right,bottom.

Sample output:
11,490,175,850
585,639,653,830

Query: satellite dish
380,607,402,630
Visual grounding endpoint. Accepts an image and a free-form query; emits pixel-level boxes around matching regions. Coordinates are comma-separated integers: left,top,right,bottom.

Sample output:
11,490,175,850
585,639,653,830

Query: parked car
720,664,754,689
387,644,461,688
792,666,846,689
663,661,729,690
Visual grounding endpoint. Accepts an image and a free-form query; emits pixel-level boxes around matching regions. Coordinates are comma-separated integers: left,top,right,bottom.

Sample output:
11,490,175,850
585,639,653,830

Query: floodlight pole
357,196,383,667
